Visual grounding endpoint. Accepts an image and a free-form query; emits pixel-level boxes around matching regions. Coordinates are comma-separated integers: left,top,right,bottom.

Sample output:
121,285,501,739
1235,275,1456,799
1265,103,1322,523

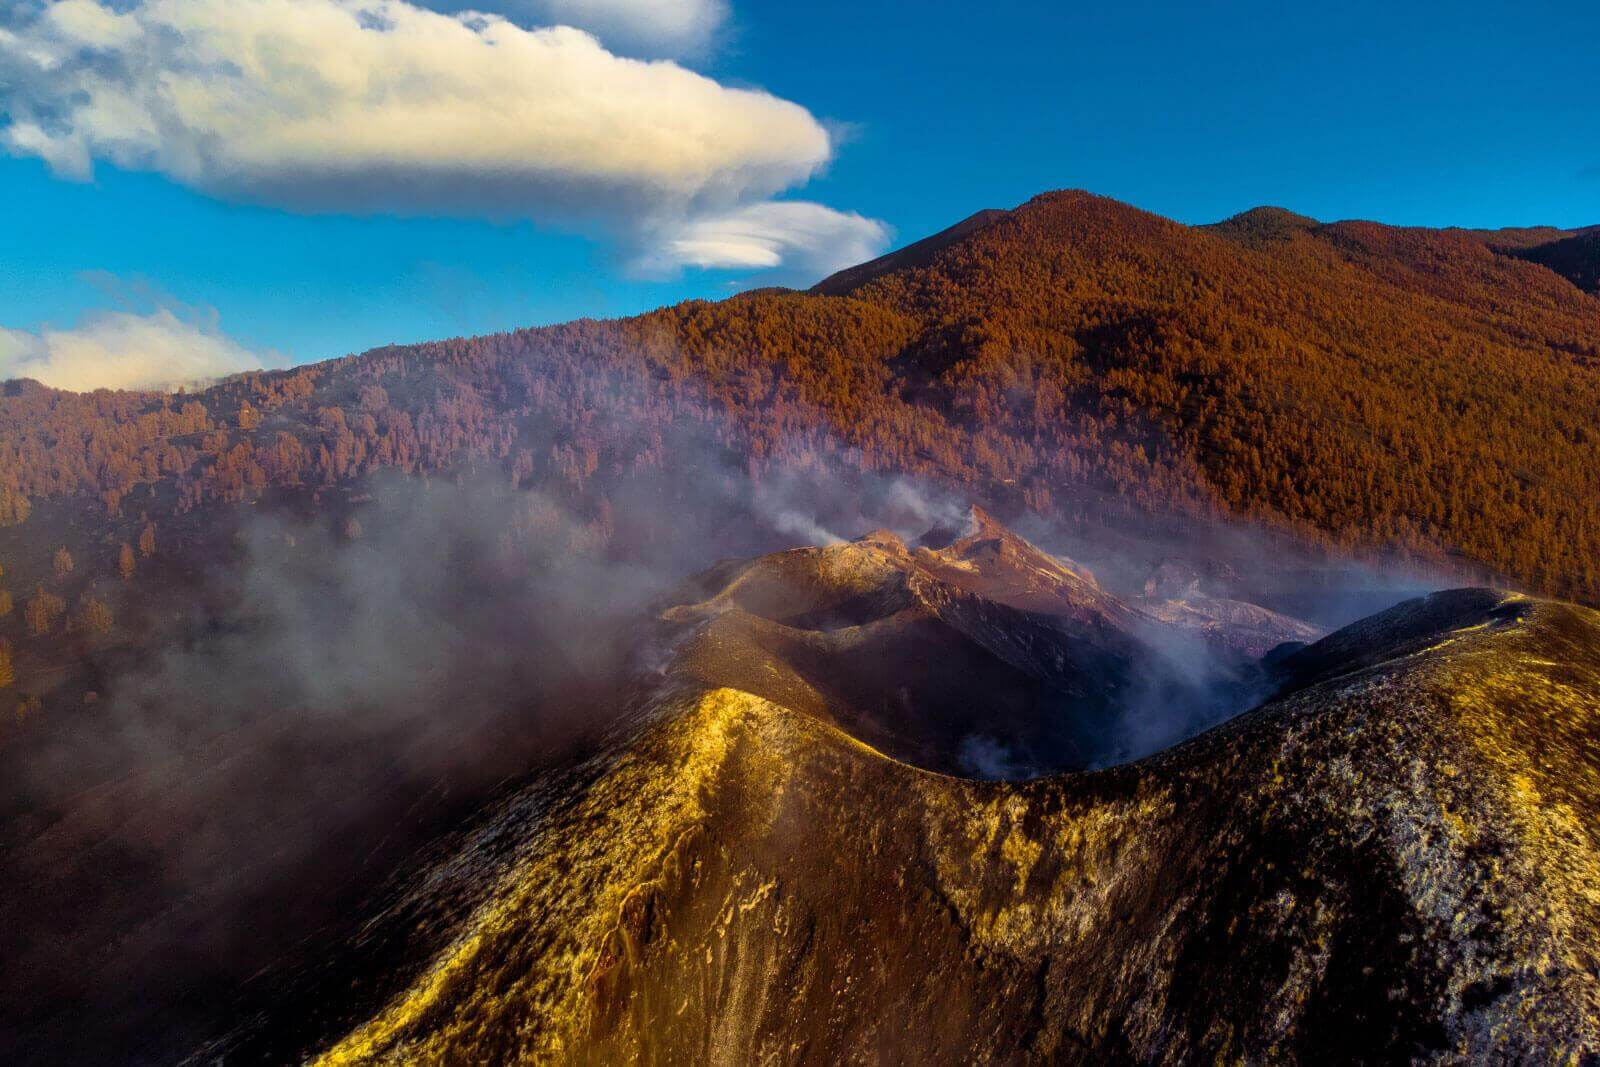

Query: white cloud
0,0,880,276
652,200,891,276
427,0,728,58
0,309,266,392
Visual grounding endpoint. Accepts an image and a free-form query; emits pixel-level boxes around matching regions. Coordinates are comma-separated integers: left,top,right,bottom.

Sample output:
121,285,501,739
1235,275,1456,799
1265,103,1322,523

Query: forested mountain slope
1511,229,1600,294
2,190,1597,614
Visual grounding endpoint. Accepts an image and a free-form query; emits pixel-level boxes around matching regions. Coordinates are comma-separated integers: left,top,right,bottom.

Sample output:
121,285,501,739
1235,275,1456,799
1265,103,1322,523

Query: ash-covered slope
1136,555,1322,658
223,534,1600,1064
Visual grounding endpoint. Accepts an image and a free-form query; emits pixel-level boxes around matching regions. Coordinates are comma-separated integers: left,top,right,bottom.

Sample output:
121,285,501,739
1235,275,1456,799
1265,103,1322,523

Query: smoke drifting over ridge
0,413,1457,1061
0,449,1030,1061
0,307,269,392
0,478,656,1061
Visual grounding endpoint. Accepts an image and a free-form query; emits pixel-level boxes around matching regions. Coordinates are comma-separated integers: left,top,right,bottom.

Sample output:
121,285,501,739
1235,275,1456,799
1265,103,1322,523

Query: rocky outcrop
658,515,1279,776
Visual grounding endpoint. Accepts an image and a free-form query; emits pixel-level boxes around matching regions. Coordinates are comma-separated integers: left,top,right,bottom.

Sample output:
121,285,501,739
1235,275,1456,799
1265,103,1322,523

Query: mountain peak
811,207,1008,295
1207,205,1321,242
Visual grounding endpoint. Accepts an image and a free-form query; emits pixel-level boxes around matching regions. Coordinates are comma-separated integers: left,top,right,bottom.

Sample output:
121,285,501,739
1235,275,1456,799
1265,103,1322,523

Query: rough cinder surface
249,583,1600,1066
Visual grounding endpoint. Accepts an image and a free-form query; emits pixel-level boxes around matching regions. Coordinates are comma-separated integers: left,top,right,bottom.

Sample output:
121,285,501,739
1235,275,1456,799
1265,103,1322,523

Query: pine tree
0,641,13,690
118,543,136,581
75,596,113,637
53,547,74,579
139,523,157,557
25,587,65,637
0,487,28,527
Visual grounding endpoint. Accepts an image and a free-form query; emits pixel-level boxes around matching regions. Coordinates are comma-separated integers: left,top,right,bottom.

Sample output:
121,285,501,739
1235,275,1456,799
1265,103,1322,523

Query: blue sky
1,0,1596,387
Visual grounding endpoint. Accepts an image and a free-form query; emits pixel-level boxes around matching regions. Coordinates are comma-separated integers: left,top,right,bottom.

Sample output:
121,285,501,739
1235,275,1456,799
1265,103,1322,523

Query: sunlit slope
5,192,1599,605
306,589,1600,1063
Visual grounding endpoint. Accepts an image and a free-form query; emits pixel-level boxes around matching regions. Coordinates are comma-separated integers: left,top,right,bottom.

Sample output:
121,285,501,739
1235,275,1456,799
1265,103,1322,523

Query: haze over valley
1,1,1597,1062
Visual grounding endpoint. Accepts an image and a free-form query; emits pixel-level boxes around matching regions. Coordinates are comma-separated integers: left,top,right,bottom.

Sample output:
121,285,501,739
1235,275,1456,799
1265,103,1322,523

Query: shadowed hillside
1511,229,1600,294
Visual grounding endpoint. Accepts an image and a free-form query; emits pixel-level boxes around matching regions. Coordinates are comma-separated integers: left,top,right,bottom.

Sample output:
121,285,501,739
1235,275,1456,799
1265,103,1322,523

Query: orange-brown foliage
0,192,1596,599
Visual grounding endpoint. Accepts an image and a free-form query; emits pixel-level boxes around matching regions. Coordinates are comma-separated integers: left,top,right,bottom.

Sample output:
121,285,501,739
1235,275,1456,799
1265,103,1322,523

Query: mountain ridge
3,187,1599,724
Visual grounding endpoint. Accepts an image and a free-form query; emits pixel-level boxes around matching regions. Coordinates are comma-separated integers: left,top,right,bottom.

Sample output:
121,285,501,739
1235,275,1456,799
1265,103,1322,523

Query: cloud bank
0,308,265,391
0,0,886,273
427,0,729,58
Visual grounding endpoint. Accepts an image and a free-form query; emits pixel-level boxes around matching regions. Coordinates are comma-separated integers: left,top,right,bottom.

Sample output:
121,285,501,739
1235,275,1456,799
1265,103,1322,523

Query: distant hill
2,189,1598,619
1509,228,1600,294
1203,205,1321,243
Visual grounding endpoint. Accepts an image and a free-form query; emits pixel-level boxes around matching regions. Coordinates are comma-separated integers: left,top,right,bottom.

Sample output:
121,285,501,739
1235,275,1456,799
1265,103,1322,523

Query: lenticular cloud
0,0,883,273
422,0,729,58
652,201,893,277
